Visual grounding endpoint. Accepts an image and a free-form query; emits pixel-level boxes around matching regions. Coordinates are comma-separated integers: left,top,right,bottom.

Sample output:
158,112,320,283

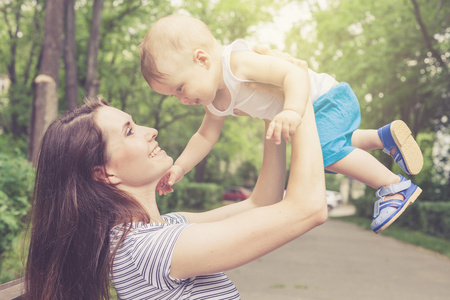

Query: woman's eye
126,127,134,136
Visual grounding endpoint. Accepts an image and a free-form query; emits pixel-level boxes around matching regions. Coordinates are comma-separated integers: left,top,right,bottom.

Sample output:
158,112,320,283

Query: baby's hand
156,165,186,195
156,173,174,195
266,110,302,144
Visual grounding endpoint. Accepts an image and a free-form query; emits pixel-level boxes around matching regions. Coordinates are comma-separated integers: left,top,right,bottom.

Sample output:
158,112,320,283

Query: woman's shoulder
162,212,189,224
110,213,189,243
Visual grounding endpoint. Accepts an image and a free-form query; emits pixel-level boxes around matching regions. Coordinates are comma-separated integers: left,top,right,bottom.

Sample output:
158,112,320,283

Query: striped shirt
110,213,240,299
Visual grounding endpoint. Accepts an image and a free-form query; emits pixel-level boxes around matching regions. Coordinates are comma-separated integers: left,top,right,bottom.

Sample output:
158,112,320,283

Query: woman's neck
121,184,166,223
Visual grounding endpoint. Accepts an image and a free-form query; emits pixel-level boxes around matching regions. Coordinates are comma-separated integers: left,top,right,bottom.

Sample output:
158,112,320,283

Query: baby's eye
177,85,183,92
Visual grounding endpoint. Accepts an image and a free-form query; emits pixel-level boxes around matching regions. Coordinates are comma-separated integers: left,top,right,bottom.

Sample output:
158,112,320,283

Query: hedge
158,182,223,213
354,197,450,240
0,154,35,258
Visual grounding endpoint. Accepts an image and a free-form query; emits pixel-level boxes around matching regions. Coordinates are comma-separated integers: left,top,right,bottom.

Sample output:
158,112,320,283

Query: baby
139,14,423,233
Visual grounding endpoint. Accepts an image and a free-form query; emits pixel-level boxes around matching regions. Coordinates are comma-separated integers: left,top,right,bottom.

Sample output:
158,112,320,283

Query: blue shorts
313,82,361,168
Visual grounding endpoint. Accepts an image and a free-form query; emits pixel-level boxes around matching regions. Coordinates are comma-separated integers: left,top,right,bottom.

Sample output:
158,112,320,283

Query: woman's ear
194,49,211,69
92,166,120,185
92,166,108,182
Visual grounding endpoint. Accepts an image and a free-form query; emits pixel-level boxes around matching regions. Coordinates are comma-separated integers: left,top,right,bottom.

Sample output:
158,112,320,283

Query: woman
25,90,326,298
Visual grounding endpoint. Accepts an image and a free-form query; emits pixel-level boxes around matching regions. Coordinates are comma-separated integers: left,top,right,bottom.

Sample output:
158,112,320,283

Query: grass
337,215,450,258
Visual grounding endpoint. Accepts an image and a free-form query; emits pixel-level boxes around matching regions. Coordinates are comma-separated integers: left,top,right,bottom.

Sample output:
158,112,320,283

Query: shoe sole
390,120,423,175
375,186,422,234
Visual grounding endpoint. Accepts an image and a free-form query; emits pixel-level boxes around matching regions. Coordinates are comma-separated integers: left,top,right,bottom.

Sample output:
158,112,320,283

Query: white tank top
207,40,337,120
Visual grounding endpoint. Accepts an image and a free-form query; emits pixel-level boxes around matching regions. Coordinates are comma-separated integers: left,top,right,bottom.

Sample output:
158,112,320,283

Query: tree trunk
194,158,208,183
85,0,104,97
28,0,64,165
410,0,448,73
39,0,64,84
28,75,58,166
64,0,79,110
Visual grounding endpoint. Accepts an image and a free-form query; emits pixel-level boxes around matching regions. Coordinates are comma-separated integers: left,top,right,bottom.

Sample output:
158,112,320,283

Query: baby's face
150,51,221,107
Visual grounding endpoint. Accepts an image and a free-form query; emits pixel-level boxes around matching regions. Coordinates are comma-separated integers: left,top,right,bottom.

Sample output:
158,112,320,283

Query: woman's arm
181,119,286,223
170,99,327,279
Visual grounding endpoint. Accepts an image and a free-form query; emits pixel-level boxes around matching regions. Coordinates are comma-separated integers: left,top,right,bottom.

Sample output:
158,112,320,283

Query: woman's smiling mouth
149,146,162,158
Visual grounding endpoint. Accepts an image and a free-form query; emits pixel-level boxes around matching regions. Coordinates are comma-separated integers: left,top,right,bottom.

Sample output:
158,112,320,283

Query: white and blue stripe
110,213,240,299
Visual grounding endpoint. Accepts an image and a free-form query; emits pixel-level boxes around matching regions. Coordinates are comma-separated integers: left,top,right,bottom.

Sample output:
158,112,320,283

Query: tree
285,0,449,199
64,0,79,110
28,0,63,165
0,0,44,142
84,0,104,97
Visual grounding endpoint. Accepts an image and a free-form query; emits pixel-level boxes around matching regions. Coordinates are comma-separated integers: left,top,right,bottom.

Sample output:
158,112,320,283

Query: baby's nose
179,97,191,105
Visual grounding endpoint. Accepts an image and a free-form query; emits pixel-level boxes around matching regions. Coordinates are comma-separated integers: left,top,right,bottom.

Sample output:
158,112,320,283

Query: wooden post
28,75,58,167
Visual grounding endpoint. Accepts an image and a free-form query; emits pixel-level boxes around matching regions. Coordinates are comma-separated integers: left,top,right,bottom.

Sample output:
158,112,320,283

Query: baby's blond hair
140,14,217,85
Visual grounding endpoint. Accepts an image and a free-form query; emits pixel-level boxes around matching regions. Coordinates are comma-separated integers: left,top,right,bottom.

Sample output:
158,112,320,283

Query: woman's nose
144,127,158,141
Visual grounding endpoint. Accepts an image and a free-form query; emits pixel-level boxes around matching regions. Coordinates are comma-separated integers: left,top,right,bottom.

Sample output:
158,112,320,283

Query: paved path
226,218,450,300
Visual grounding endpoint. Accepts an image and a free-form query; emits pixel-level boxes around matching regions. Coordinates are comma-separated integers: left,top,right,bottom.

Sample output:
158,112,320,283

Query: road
226,214,450,300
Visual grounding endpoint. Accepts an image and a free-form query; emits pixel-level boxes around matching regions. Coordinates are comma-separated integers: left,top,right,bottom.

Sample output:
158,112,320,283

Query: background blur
0,0,448,285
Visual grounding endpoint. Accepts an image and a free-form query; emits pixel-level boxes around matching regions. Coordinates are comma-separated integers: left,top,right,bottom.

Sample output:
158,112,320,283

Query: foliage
0,153,34,275
235,161,258,189
0,0,45,137
0,231,27,284
288,0,449,130
325,174,344,192
286,0,449,200
0,133,28,156
158,182,223,213
92,0,282,186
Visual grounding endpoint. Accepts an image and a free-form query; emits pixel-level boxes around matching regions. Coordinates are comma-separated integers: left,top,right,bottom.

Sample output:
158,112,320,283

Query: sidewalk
226,217,450,300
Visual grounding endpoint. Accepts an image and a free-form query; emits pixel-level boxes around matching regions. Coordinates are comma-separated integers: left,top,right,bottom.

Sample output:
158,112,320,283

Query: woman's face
95,106,173,187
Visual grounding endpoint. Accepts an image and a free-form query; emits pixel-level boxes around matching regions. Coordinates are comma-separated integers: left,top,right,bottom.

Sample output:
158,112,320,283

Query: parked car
326,190,343,211
223,187,252,201
283,189,343,211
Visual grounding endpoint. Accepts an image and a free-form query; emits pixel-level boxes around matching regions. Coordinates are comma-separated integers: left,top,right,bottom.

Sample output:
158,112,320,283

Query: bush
353,197,450,240
0,153,35,276
158,182,223,213
0,154,35,254
416,202,450,240
353,197,373,219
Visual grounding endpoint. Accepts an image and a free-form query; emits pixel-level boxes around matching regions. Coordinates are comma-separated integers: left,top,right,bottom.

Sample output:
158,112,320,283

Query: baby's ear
194,49,211,68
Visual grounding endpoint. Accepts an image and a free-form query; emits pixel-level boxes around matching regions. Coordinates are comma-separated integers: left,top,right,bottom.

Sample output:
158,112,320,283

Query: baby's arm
231,50,310,144
158,109,226,193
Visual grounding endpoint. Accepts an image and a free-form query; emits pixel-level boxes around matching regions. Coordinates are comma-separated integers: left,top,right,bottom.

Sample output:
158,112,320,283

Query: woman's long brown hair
25,97,149,300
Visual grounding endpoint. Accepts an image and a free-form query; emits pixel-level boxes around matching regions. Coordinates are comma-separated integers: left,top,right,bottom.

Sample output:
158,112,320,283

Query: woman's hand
244,45,308,99
252,45,308,69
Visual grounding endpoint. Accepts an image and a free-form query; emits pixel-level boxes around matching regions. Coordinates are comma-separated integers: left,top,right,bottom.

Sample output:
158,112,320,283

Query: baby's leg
351,129,383,152
329,148,422,234
326,148,403,201
352,129,397,156
353,121,423,175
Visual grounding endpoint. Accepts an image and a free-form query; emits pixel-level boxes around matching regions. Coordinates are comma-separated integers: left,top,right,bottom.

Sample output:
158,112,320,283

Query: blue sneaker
371,175,422,234
378,120,423,175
